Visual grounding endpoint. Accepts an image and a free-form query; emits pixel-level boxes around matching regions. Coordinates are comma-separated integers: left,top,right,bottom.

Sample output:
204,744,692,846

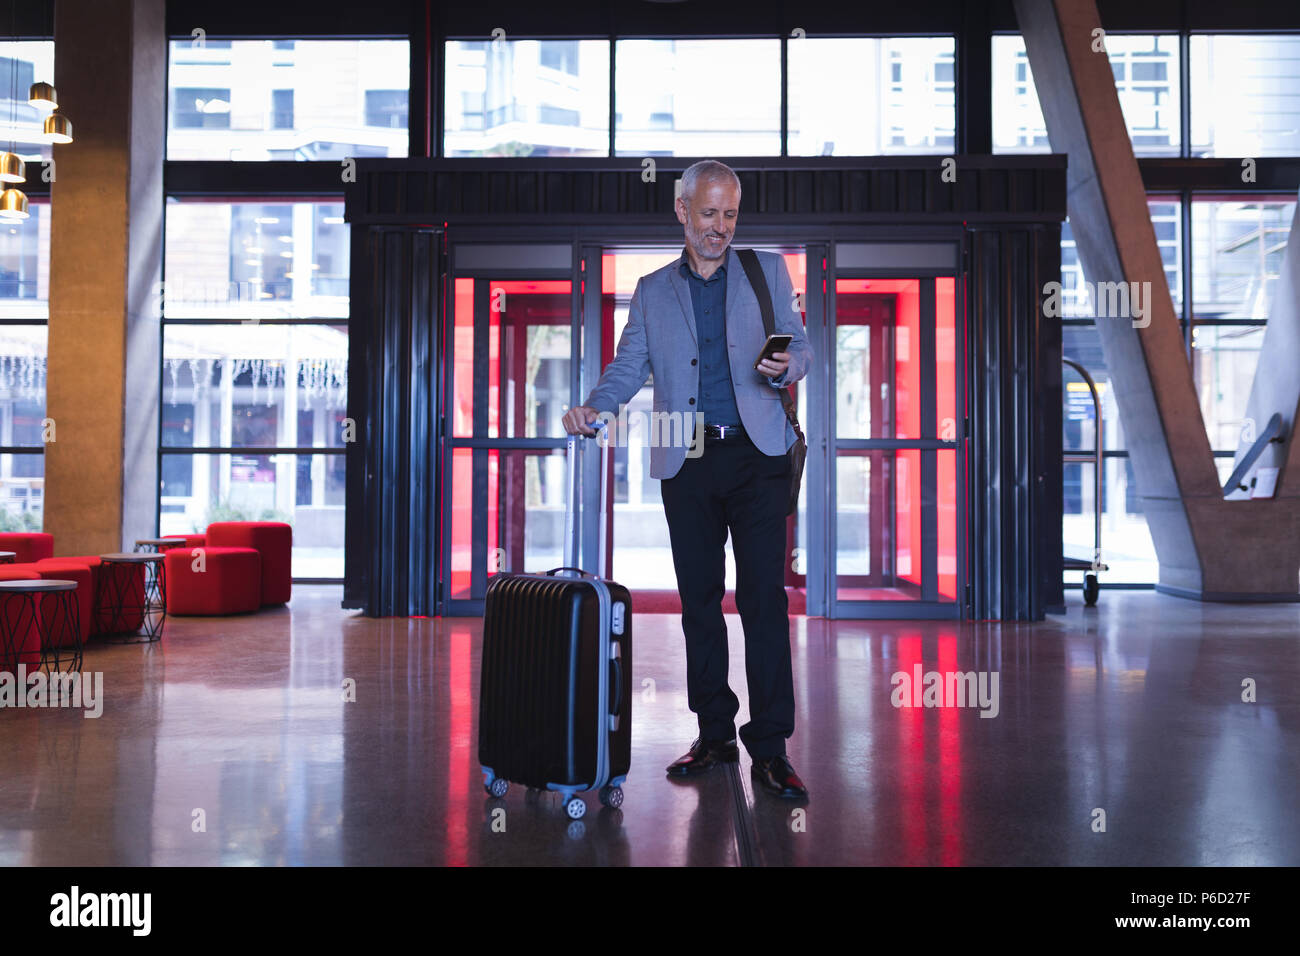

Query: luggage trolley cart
1063,358,1108,606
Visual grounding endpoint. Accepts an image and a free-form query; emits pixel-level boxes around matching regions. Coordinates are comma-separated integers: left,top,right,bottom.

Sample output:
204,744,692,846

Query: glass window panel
1061,197,1182,316
609,418,684,590
936,277,956,438
166,39,409,160
0,200,48,319
449,447,472,599
163,200,349,320
158,452,343,577
0,452,42,531
0,325,46,448
1190,197,1295,453
450,279,572,438
615,40,779,156
835,453,875,594
451,278,474,436
1063,458,1157,584
993,34,1181,156
937,448,957,601
837,449,953,601
1190,35,1300,157
0,42,55,163
162,325,348,448
1061,332,1159,584
444,39,609,157
788,37,954,155
836,278,925,440
488,447,567,579
1062,325,1126,451
1190,324,1264,453
447,447,569,600
1191,197,1296,322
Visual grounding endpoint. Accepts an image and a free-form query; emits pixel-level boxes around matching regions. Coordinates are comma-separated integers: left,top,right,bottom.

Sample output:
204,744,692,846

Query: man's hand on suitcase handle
563,405,602,437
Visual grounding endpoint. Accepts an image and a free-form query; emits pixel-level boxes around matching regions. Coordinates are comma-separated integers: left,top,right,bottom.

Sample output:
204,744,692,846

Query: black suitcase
478,425,632,819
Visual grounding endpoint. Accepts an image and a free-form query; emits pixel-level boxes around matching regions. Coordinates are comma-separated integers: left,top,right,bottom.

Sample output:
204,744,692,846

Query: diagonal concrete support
1015,0,1300,599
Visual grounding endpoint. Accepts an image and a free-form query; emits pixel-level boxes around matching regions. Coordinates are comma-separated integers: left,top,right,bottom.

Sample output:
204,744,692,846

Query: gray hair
678,160,741,204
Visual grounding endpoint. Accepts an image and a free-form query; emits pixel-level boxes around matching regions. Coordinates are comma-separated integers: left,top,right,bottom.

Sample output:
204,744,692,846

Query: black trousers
660,433,794,760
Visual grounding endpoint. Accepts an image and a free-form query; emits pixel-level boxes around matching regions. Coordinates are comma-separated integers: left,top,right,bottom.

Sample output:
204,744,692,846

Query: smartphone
754,333,793,370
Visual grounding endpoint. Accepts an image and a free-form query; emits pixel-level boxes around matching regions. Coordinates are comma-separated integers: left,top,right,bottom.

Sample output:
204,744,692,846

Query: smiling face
676,177,740,263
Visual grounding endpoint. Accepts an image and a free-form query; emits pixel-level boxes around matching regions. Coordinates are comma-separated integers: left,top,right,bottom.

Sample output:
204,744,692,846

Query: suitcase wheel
565,797,587,820
598,785,624,809
486,778,509,798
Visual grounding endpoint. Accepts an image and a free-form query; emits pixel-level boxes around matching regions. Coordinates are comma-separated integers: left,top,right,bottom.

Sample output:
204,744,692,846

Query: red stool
0,567,43,673
164,546,261,616
96,554,164,641
205,522,291,605
33,561,95,645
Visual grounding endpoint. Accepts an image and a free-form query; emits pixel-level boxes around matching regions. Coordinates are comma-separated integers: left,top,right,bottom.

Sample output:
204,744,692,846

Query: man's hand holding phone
755,333,793,379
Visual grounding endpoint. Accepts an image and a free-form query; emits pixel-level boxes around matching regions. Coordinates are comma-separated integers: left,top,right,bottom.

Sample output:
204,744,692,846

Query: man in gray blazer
561,160,812,799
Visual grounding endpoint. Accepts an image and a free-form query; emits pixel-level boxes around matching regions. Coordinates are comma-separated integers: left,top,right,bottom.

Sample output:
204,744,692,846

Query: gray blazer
584,247,813,480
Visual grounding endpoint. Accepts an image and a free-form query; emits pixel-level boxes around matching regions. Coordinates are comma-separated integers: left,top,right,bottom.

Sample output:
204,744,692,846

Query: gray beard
693,233,728,259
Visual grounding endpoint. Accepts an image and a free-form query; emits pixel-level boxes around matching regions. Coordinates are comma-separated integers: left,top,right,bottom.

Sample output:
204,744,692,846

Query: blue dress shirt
679,250,741,427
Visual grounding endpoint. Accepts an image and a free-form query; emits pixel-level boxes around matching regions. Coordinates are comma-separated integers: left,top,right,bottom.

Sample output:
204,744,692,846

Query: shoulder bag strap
736,248,805,442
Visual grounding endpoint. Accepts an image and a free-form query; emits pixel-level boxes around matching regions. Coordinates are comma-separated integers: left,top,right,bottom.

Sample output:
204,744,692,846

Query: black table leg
38,589,83,678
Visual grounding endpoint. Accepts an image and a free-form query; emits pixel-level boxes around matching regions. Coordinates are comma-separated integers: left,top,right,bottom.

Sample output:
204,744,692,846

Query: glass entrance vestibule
343,157,1066,623
440,235,964,619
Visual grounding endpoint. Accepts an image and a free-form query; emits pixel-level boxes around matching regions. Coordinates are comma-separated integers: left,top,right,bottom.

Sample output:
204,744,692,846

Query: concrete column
1015,0,1300,599
46,0,164,554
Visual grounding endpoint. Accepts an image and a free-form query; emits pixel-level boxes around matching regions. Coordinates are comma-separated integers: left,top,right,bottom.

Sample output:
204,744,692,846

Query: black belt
702,423,745,440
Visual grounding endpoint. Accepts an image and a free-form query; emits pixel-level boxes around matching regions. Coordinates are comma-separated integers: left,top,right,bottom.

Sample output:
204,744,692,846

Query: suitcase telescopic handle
564,419,610,574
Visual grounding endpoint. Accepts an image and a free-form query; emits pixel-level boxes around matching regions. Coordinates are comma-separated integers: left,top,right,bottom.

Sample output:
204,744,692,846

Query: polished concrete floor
1,586,1297,866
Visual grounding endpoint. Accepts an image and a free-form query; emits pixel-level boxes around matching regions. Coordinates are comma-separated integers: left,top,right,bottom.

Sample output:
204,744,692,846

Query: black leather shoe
751,754,808,799
666,736,740,776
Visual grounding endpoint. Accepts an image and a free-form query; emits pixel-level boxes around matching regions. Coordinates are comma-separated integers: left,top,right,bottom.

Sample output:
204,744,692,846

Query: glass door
584,244,816,613
440,243,576,615
827,270,962,618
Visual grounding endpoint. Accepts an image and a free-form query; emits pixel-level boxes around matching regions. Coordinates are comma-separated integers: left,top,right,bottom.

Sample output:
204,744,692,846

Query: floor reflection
0,587,1295,866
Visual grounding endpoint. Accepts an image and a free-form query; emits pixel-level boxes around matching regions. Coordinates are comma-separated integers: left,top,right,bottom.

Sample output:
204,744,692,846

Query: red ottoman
0,566,45,672
0,533,54,565
164,546,261,616
205,522,291,605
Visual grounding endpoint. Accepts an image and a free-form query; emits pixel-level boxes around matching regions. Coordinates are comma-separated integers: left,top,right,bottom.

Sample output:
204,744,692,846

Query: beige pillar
46,0,164,555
